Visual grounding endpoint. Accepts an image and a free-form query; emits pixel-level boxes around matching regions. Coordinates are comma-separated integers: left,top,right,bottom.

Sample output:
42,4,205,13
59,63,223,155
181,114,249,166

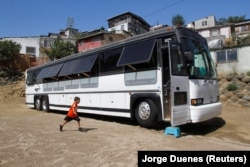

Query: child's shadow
79,127,97,133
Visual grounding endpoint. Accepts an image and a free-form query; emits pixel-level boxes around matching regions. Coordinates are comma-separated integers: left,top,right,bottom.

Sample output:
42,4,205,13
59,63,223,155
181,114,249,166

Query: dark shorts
64,116,80,122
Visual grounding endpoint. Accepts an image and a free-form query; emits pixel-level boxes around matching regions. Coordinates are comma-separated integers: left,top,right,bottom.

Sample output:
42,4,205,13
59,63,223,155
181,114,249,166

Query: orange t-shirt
67,102,78,117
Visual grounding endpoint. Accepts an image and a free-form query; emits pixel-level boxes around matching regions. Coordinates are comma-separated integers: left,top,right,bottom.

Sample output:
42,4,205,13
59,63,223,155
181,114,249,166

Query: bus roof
27,27,200,72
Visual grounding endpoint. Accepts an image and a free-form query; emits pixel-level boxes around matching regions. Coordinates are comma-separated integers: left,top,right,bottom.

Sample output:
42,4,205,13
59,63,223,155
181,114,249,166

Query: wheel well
130,93,162,121
34,95,48,100
34,95,49,106
41,95,49,102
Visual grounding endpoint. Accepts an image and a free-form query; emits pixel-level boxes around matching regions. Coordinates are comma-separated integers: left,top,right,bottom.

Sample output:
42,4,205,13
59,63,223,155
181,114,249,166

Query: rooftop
107,11,151,27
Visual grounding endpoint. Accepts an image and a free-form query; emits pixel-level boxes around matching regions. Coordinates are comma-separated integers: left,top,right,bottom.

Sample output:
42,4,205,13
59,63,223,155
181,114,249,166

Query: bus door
168,42,190,126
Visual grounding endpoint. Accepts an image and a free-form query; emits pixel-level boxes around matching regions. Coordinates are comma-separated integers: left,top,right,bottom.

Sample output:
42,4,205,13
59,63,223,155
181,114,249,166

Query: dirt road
0,103,250,167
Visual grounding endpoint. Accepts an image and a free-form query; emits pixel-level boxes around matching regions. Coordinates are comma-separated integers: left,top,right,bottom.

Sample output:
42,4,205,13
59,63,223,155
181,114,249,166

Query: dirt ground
0,81,250,167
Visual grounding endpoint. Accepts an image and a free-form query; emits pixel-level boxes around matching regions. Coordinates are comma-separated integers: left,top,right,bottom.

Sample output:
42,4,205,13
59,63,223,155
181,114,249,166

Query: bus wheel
42,97,49,112
35,97,42,111
135,99,157,127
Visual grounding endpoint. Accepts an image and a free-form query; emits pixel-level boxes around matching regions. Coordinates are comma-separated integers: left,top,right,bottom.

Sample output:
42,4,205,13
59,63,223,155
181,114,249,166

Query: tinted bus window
100,47,123,74
124,42,157,72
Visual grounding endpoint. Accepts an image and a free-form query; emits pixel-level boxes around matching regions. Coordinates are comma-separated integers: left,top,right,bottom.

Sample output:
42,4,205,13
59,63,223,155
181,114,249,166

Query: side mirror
184,51,193,63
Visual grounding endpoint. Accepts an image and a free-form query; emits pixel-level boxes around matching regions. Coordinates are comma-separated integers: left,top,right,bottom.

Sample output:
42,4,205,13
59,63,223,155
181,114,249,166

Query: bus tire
35,97,42,111
135,99,157,127
42,96,49,112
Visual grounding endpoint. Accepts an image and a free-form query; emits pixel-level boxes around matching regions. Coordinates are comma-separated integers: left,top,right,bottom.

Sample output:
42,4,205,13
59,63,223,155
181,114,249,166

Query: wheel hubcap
138,102,150,120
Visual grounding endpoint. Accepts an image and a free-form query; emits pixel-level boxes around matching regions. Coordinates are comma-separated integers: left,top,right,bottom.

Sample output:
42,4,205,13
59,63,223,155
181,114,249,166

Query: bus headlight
191,98,203,106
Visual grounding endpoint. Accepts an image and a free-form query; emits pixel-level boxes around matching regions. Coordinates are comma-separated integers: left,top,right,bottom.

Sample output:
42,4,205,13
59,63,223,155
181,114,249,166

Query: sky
1,0,250,38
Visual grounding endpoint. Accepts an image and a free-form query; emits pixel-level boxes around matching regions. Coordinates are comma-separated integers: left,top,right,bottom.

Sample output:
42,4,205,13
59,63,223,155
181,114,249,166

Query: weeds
227,83,237,91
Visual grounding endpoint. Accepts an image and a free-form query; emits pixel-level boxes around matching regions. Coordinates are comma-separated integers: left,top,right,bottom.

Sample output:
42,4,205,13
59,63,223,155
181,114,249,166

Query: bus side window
124,44,157,72
100,48,123,74
90,56,100,76
27,70,40,85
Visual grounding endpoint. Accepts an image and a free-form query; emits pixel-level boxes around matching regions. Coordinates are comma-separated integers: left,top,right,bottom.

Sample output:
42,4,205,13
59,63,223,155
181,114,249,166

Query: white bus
25,27,221,127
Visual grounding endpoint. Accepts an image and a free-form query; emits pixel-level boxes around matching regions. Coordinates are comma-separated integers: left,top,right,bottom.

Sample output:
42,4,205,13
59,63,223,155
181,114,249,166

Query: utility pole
67,17,74,28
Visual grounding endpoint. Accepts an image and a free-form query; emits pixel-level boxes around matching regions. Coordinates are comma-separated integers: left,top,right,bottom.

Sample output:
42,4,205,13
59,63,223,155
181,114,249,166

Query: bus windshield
181,38,217,80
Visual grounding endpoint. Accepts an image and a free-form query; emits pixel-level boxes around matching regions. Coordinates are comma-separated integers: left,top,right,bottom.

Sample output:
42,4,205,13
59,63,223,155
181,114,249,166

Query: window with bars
202,21,207,27
216,49,237,63
26,47,36,55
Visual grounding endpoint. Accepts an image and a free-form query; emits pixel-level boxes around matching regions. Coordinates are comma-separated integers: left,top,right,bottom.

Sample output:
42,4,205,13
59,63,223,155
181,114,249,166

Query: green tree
172,14,185,26
41,37,77,60
217,15,246,25
217,17,228,25
227,15,246,23
238,35,250,45
0,40,21,65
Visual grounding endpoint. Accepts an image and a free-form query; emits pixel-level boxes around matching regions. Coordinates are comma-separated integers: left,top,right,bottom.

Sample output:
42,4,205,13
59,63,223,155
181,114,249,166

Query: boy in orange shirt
60,96,82,131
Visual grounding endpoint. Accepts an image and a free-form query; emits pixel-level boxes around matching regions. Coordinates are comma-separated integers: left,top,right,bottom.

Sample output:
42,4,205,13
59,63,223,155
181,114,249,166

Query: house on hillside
0,27,78,67
0,36,40,58
107,11,151,35
235,20,250,37
197,24,235,48
188,15,217,29
40,27,77,49
78,11,152,52
187,15,227,48
77,28,126,52
186,16,250,75
188,16,250,48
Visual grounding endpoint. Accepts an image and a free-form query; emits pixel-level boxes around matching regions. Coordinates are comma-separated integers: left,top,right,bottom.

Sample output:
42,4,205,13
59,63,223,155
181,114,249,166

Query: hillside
0,70,25,104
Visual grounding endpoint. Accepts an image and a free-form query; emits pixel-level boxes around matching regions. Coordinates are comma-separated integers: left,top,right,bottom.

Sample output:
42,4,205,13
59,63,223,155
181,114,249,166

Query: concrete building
107,11,151,35
196,24,234,48
234,20,250,39
210,45,250,75
188,15,217,30
0,27,78,65
187,16,250,75
0,36,40,57
77,11,152,52
77,28,126,52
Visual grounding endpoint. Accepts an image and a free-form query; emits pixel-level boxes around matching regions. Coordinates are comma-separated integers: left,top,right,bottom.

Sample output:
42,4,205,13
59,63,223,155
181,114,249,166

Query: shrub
246,71,250,76
0,71,7,77
224,38,235,47
227,83,237,91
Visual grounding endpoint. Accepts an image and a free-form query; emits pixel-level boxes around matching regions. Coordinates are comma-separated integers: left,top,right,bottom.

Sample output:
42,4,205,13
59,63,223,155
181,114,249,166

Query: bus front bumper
190,102,222,123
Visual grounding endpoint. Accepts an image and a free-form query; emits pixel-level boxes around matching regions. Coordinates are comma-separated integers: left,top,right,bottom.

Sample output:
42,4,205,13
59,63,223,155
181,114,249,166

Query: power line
144,0,183,18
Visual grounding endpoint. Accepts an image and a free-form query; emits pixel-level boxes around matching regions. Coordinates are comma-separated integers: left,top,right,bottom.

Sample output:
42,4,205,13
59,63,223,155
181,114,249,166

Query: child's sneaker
60,125,63,131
